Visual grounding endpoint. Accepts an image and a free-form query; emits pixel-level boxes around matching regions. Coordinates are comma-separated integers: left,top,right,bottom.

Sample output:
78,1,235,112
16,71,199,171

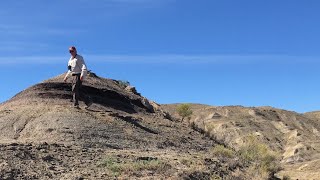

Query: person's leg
72,75,81,106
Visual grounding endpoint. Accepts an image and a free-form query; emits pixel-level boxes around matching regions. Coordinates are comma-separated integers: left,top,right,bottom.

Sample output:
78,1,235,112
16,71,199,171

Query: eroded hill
0,74,245,179
3,73,319,179
162,104,320,179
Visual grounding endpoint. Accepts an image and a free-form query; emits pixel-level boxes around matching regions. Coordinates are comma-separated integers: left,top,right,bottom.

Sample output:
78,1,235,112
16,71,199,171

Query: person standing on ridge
64,46,92,108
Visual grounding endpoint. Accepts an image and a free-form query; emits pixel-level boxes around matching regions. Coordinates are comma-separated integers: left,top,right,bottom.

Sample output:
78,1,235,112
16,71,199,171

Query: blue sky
1,0,320,113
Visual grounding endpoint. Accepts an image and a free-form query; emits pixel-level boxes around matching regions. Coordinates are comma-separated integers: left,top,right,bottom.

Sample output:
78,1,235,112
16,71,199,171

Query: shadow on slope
13,82,152,114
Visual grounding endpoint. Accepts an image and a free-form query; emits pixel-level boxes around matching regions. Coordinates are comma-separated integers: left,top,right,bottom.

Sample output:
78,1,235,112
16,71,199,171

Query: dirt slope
0,74,244,179
162,104,320,179
4,73,319,179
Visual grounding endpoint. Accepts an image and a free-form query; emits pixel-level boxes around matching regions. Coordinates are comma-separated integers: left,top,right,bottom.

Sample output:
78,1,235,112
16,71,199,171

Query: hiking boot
85,97,93,108
85,100,93,109
73,103,80,108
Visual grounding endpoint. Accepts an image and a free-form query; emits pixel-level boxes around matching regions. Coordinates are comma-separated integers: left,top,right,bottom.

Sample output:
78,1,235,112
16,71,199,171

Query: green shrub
176,104,193,122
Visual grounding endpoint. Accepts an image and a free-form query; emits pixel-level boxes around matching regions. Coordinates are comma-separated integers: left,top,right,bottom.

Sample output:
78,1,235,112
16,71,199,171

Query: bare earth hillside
0,74,246,179
2,73,320,179
162,104,320,179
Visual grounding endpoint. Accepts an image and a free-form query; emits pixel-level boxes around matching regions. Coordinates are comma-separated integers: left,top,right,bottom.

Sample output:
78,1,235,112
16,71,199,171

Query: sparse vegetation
237,135,282,179
211,145,236,158
176,104,193,122
98,156,170,177
181,110,282,179
207,135,282,179
99,157,123,175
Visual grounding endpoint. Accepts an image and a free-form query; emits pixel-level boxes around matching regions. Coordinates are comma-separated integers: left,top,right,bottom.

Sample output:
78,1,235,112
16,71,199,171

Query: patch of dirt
0,142,245,179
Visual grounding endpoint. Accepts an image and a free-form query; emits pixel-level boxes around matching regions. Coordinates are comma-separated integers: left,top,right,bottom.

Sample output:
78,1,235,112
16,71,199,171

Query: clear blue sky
1,0,320,113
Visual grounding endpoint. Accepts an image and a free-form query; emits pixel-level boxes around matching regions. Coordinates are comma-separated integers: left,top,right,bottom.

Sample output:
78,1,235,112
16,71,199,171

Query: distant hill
162,104,320,179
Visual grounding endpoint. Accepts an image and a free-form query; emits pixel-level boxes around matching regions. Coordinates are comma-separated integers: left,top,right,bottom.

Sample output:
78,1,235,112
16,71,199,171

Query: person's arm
64,71,71,82
64,60,72,82
80,58,87,81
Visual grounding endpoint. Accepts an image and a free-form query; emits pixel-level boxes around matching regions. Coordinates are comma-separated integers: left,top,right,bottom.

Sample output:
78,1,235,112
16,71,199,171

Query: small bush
238,135,281,179
211,145,235,158
99,157,124,174
176,104,193,122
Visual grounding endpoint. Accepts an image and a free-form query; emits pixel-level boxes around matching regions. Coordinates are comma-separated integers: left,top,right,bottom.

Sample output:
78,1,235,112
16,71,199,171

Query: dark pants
72,74,90,106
